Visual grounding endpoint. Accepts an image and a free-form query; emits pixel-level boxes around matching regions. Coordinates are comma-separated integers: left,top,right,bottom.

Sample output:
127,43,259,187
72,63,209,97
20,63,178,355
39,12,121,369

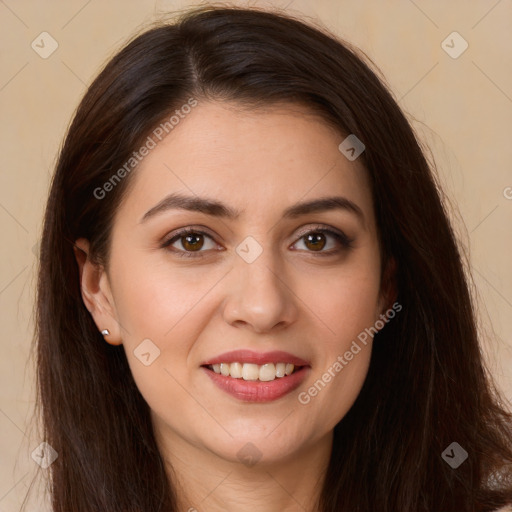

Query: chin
204,428,308,467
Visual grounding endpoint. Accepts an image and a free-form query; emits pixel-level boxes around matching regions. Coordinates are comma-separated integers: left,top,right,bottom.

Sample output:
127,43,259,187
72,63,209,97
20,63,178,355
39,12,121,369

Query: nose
221,244,299,334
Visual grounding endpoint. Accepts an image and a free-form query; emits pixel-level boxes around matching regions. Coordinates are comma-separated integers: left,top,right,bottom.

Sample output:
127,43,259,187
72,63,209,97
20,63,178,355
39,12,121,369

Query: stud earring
101,329,110,336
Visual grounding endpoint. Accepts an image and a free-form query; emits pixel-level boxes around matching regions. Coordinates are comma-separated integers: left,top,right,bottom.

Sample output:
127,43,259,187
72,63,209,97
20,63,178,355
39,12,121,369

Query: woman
28,5,512,512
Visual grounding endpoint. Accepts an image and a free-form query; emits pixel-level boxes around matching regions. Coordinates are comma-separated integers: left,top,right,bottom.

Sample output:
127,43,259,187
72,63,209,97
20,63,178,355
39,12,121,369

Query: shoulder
494,506,512,512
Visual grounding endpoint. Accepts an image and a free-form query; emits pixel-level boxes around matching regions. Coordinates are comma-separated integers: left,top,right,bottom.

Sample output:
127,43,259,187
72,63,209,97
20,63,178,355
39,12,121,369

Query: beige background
1,0,511,510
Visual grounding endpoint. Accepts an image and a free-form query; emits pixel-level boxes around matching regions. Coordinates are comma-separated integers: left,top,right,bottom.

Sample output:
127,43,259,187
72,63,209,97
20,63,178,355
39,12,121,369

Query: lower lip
201,366,310,402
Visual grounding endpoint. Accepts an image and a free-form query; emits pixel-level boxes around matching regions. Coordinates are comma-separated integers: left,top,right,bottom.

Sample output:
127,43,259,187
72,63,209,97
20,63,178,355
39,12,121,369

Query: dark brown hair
27,5,512,511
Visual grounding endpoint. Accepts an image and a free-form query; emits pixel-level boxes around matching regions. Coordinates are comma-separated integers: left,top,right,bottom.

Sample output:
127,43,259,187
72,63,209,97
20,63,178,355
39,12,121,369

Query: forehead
116,100,374,226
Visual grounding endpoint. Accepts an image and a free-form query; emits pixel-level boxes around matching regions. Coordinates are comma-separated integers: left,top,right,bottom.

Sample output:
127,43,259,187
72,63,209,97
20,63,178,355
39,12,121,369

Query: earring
101,329,110,336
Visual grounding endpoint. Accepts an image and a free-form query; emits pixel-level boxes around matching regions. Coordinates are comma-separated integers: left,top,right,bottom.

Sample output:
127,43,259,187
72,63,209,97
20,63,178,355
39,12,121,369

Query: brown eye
303,232,327,251
162,228,218,258
292,227,353,255
180,233,205,252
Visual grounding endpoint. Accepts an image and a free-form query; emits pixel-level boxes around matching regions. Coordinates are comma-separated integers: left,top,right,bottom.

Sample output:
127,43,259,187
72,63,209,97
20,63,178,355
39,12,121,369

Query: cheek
292,254,380,426
108,252,226,399
300,272,378,390
295,252,382,346
110,251,220,339
296,346,372,439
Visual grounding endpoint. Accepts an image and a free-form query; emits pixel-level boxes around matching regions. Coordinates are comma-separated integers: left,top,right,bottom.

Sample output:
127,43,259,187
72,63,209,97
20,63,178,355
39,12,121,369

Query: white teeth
242,363,260,381
209,362,297,381
259,363,276,382
275,362,286,378
229,362,243,378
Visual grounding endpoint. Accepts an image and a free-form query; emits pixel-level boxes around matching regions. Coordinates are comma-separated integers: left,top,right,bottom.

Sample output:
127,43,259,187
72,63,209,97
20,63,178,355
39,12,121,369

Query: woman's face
79,100,388,467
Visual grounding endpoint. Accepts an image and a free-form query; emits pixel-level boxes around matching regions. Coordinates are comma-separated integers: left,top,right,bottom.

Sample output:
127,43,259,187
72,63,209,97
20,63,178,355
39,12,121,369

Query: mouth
202,361,305,382
200,349,311,401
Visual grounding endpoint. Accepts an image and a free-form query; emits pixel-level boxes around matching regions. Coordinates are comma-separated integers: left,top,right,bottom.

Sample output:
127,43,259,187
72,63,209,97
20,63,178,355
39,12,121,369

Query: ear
377,256,398,321
74,238,123,346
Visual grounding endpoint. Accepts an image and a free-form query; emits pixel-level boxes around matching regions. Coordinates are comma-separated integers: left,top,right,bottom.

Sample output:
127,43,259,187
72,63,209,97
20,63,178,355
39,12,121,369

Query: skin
75,101,394,512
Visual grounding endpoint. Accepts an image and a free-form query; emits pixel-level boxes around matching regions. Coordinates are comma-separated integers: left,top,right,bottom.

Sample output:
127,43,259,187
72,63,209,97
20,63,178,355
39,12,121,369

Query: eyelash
161,225,354,259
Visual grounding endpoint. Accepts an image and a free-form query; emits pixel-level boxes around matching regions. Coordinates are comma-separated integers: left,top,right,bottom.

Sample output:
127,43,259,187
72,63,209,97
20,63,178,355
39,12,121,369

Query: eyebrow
140,192,365,224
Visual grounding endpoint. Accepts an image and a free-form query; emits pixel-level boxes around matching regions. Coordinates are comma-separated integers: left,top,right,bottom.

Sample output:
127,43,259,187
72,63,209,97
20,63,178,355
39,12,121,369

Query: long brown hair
27,5,512,511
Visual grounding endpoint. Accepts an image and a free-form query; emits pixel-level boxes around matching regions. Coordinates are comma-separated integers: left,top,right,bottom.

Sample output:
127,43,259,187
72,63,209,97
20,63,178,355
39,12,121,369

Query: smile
201,364,310,402
207,362,298,381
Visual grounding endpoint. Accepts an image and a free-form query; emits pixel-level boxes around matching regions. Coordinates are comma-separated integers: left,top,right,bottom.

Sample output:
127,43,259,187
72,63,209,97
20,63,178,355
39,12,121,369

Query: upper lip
201,349,310,367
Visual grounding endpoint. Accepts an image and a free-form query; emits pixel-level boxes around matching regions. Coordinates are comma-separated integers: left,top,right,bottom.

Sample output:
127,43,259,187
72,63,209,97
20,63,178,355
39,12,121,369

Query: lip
201,365,311,402
201,349,310,367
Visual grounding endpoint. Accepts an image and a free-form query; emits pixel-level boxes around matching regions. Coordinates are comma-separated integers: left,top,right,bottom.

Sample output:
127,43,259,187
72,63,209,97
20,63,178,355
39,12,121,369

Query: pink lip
201,366,311,402
201,349,310,367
